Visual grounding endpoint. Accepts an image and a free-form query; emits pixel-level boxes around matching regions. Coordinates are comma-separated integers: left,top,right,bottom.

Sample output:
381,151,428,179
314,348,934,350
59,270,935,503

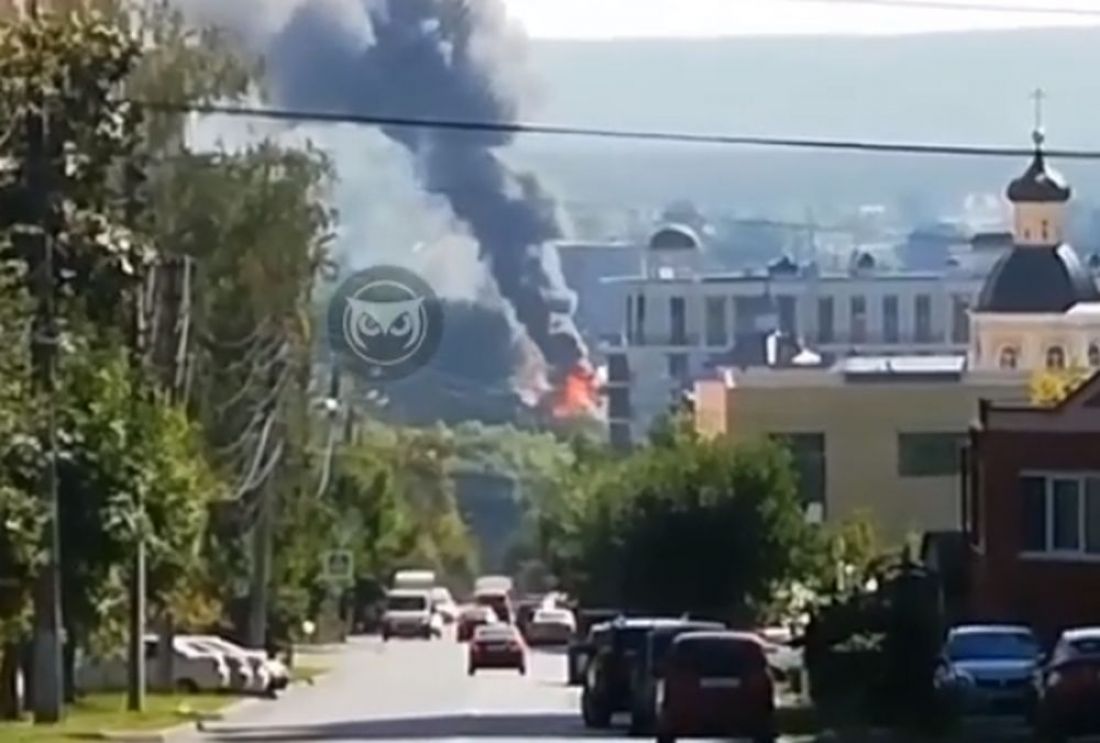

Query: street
187,633,833,743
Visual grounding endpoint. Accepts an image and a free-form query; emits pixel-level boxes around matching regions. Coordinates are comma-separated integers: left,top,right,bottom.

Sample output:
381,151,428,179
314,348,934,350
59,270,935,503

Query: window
625,295,634,342
771,433,826,511
1041,219,1050,242
635,294,647,344
999,346,1019,370
1046,345,1066,370
778,296,798,335
961,445,981,546
1089,343,1100,368
818,297,835,343
607,353,629,383
667,353,688,380
850,296,867,343
883,295,899,344
704,296,728,347
952,296,970,344
898,432,965,477
1019,474,1100,556
670,297,686,345
608,387,631,419
915,294,932,343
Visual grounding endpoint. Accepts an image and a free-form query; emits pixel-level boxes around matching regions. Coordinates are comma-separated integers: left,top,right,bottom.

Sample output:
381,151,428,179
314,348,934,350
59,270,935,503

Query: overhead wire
794,0,1100,17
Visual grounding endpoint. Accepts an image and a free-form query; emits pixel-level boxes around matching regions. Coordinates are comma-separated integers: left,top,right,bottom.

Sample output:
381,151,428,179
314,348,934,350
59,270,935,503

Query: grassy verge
0,693,231,743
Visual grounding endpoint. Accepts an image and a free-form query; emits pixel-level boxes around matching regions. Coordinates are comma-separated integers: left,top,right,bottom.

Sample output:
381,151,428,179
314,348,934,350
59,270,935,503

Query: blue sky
504,0,1100,38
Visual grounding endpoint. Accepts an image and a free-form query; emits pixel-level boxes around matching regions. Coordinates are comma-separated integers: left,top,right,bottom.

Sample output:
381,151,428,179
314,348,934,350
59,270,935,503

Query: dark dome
767,254,799,275
649,223,700,251
976,244,1099,313
1007,151,1071,203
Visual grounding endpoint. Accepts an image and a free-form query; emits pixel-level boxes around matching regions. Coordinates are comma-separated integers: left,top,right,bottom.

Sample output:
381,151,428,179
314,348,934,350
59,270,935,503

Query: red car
457,606,494,642
1035,627,1100,742
655,631,775,743
468,624,526,676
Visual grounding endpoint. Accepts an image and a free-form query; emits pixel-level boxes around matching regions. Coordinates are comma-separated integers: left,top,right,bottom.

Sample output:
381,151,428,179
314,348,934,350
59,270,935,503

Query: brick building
964,371,1100,642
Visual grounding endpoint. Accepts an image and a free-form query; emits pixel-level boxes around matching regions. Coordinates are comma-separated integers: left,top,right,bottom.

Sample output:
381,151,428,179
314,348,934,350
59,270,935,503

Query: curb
97,696,265,742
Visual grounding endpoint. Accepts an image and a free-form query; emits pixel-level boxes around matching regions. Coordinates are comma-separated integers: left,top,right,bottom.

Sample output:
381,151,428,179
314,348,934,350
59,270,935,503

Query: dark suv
581,618,689,729
627,621,726,735
567,609,623,686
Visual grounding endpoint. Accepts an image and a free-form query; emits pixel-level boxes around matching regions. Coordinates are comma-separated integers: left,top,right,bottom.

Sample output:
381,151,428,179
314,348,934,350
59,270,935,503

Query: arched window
1041,219,1050,241
1089,343,1100,368
1046,345,1067,370
999,346,1019,370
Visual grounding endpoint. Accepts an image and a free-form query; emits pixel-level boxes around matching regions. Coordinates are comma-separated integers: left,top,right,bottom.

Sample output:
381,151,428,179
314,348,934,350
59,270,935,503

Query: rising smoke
182,0,588,384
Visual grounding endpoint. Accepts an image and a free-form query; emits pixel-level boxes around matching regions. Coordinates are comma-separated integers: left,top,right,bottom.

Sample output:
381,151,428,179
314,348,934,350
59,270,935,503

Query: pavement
173,632,1038,743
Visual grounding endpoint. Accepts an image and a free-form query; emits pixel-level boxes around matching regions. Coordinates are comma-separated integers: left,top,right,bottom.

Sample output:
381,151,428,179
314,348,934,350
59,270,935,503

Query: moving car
515,598,543,638
183,635,290,694
176,635,258,693
393,569,436,591
654,631,776,743
567,609,625,686
1035,626,1100,742
581,617,687,728
475,590,514,625
525,607,577,647
627,621,725,736
77,635,231,694
431,587,459,624
468,623,526,676
933,624,1040,716
457,605,495,642
382,589,438,640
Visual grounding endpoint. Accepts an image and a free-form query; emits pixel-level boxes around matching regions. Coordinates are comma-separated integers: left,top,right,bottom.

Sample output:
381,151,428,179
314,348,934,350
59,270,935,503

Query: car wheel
582,694,611,729
176,678,200,694
656,734,675,743
468,666,476,676
518,665,526,676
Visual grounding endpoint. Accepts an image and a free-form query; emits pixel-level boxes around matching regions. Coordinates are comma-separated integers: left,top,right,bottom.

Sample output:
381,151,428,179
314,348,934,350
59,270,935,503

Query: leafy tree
1030,366,1091,406
543,434,819,623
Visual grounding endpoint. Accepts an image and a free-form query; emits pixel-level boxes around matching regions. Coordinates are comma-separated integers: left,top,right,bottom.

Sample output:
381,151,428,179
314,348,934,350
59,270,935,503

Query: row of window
998,344,1100,370
627,293,972,347
1020,475,1100,556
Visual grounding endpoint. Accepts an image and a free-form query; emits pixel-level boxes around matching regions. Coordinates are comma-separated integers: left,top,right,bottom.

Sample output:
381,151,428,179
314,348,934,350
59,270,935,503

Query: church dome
649,223,701,251
1007,145,1070,203
976,243,1099,313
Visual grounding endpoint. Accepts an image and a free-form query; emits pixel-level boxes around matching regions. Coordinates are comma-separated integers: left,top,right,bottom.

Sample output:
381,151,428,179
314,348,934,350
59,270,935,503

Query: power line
136,99,1100,160
797,0,1100,18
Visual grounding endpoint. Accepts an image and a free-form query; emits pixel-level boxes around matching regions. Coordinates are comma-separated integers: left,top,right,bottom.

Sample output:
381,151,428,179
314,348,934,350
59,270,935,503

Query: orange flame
551,363,600,419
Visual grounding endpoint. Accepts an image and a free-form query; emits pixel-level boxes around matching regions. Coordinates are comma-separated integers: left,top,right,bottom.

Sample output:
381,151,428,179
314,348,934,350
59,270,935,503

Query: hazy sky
505,0,1100,38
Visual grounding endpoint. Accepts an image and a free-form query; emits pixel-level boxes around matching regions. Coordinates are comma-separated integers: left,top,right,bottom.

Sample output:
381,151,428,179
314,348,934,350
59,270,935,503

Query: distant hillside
504,28,1100,213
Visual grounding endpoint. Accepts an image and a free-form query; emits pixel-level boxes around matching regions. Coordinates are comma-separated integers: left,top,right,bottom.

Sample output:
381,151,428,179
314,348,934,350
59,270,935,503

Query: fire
551,362,601,419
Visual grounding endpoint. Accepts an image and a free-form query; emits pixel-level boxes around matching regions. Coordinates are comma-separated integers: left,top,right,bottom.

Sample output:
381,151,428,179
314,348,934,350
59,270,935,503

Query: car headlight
952,668,975,686
655,680,666,709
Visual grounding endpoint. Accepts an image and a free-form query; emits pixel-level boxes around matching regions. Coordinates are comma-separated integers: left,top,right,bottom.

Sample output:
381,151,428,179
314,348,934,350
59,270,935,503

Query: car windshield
388,595,427,612
672,637,766,676
1069,637,1100,656
947,631,1039,661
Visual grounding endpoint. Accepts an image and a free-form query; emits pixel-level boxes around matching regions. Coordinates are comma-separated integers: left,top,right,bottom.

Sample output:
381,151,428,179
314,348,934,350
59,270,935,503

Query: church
968,127,1100,373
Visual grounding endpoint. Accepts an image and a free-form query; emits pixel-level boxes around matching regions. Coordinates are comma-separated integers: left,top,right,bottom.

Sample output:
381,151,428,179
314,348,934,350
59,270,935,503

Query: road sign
321,550,354,585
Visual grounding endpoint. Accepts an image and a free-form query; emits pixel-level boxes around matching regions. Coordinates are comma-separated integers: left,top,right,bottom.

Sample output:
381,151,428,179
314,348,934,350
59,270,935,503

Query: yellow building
694,358,1027,542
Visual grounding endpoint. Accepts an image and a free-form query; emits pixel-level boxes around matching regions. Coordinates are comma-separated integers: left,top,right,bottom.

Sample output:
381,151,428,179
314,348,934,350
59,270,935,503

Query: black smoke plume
268,0,586,380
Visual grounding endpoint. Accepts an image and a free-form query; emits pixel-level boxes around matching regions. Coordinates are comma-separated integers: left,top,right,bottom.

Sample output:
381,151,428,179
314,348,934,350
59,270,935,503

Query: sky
505,0,1100,38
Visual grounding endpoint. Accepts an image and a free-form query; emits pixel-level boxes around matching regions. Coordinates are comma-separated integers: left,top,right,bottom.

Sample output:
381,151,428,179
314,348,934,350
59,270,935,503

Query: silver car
935,624,1041,716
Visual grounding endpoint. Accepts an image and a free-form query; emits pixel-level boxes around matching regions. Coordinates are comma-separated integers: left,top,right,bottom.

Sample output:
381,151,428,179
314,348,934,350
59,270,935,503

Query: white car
757,627,804,680
182,635,289,694
526,608,577,646
383,589,439,640
431,587,459,624
77,636,230,693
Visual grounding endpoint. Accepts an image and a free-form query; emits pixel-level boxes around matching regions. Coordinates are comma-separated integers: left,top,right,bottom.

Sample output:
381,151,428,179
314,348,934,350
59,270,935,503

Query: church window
1089,343,1100,368
999,346,1019,370
1046,346,1067,370
1041,219,1050,241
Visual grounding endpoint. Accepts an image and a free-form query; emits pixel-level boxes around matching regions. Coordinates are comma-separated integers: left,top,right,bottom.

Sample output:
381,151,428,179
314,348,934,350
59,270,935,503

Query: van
382,589,438,640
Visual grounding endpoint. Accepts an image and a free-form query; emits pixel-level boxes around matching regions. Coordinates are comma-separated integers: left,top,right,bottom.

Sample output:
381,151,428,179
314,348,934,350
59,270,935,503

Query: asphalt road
181,634,1036,743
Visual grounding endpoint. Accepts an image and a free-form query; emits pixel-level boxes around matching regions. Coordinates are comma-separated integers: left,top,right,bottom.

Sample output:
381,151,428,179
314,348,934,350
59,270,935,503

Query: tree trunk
0,642,22,720
19,641,33,712
61,638,76,703
156,615,174,693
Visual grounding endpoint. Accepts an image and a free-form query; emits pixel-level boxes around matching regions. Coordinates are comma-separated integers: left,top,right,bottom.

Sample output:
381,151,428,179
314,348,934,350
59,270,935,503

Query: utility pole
26,0,64,723
125,154,146,712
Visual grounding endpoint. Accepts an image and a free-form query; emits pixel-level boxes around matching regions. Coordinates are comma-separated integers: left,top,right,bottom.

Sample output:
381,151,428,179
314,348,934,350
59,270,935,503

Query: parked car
654,631,776,743
382,589,438,640
581,617,687,729
430,587,459,624
175,635,257,693
627,620,725,736
933,624,1041,717
1034,626,1100,742
457,606,495,642
468,623,526,676
525,608,577,647
77,635,230,694
183,635,290,694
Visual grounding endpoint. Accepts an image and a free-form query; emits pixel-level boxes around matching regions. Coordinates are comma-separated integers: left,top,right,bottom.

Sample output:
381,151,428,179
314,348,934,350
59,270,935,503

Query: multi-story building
602,224,997,447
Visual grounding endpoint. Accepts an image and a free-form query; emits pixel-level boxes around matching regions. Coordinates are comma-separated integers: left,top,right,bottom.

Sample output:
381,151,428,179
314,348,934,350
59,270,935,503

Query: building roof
1006,149,1071,204
975,243,1099,313
841,355,966,380
649,223,701,251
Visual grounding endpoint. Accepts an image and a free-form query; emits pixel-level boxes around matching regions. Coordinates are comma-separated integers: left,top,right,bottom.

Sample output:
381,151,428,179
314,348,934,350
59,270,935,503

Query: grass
0,693,231,743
